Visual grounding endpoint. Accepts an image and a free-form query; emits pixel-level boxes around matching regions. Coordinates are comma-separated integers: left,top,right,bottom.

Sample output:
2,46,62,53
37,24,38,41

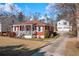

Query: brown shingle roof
14,20,46,26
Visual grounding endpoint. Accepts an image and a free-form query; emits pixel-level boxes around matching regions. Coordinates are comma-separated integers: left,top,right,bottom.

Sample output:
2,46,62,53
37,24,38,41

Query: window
58,27,62,29
64,27,69,29
37,27,43,32
12,20,14,24
33,25,36,31
59,23,60,24
45,26,48,30
20,26,24,31
26,25,31,31
64,22,67,25
14,26,16,31
38,27,41,32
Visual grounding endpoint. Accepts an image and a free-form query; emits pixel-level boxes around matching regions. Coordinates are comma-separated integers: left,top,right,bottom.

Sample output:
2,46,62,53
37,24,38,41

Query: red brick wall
37,26,45,36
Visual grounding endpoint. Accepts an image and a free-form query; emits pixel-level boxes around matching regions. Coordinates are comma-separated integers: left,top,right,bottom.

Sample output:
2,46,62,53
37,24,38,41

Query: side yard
64,38,79,56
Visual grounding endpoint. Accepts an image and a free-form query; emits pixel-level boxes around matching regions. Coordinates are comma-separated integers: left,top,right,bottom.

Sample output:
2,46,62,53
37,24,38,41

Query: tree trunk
75,4,79,37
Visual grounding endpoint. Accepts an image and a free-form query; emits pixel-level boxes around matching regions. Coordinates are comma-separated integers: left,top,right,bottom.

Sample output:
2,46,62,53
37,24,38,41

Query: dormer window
64,22,67,25
12,20,14,24
59,23,60,24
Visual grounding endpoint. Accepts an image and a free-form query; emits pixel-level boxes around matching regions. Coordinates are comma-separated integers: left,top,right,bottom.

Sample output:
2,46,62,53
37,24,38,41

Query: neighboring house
0,15,18,33
12,20,53,39
57,19,72,33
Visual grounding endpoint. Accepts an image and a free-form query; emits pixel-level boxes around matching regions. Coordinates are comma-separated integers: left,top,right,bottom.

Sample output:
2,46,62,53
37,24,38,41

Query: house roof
57,19,69,23
13,20,46,26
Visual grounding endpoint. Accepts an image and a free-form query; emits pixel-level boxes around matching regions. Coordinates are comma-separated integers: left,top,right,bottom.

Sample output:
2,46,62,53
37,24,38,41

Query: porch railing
15,31,32,37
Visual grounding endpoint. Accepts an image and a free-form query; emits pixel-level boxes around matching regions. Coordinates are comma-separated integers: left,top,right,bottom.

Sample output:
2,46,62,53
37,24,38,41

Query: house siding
36,26,45,38
0,16,18,32
57,20,71,32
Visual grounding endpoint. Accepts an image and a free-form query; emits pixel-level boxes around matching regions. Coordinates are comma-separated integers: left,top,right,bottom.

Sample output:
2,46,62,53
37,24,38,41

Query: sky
14,3,48,16
0,3,49,16
0,3,58,20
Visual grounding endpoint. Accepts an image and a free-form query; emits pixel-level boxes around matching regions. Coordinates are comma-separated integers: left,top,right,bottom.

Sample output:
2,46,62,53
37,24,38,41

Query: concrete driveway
32,35,69,56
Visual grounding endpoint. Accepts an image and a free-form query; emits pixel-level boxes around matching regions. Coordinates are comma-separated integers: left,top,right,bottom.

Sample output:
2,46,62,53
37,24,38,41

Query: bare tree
75,4,79,37
46,3,77,36
18,12,24,22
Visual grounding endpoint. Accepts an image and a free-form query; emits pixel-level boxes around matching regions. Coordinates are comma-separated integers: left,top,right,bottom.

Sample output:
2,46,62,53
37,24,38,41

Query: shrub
67,31,76,37
45,30,49,38
50,34,54,38
8,32,16,37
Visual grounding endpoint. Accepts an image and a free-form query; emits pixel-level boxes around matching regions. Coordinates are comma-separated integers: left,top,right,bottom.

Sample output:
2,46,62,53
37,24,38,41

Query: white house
57,19,72,33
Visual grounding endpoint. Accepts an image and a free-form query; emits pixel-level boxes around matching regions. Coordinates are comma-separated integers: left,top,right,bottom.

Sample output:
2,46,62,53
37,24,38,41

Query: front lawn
0,36,48,56
31,35,59,42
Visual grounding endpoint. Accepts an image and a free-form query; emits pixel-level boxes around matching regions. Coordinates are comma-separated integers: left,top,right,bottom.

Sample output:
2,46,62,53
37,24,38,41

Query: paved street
32,35,69,56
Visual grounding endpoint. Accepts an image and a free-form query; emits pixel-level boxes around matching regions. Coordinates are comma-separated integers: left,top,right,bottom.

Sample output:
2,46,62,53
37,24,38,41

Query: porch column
19,25,20,31
18,25,20,31
13,26,15,32
24,25,26,31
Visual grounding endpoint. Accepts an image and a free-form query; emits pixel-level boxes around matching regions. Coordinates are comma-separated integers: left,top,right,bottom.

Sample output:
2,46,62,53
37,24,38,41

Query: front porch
12,24,34,38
